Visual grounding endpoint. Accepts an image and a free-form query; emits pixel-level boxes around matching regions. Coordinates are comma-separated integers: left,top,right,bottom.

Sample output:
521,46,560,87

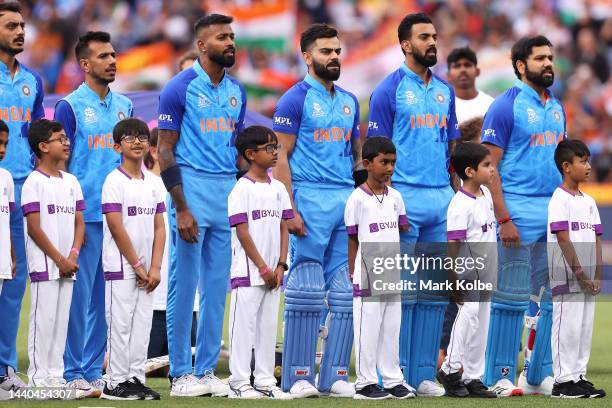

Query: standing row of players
0,0,605,400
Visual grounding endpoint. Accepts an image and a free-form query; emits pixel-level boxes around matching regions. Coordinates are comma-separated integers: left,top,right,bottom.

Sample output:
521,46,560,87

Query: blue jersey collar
515,80,552,103
400,63,432,84
304,74,334,95
193,58,227,87
77,82,113,106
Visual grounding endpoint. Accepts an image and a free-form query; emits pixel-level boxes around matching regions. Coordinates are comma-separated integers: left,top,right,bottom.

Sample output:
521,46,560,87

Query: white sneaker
144,355,170,374
289,380,319,398
170,374,208,397
199,372,229,397
255,384,293,400
489,378,524,397
328,380,355,397
416,380,445,397
65,378,98,399
89,377,106,394
518,372,553,395
228,383,264,399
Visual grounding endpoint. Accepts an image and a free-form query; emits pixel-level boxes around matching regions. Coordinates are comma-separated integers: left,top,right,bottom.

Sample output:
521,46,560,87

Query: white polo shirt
0,168,15,280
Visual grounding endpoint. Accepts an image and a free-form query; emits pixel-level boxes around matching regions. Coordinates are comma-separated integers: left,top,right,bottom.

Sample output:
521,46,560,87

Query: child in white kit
227,126,293,400
0,122,15,299
548,140,605,399
101,119,165,400
345,137,415,400
21,120,85,389
437,141,497,398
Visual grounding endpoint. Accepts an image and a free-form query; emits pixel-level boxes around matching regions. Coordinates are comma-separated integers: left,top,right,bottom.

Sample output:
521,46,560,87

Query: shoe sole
170,390,208,397
388,393,416,399
494,389,524,397
551,394,588,399
100,393,143,400
354,393,391,400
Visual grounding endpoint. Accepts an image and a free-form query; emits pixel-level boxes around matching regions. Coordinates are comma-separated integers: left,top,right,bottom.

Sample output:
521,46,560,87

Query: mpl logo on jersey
313,127,353,143
274,116,292,127
158,114,172,123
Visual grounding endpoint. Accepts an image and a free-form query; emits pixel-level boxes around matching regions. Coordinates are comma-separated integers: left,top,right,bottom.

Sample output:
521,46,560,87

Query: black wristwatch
277,261,289,271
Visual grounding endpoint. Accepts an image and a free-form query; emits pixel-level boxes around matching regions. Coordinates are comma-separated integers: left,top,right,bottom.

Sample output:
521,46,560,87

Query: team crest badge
22,85,30,96
118,111,126,120
343,105,351,115
229,96,238,108
436,93,445,103
405,91,417,105
553,111,561,122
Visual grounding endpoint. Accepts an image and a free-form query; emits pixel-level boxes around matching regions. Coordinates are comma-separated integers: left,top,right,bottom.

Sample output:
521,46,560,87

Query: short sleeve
21,177,40,215
6,173,15,212
228,182,248,226
236,82,247,133
350,93,361,140
32,72,45,121
72,176,85,212
548,193,569,233
344,194,359,236
396,193,408,227
54,100,76,146
101,176,123,213
447,199,468,240
272,86,305,135
481,91,516,150
592,199,602,236
446,86,460,142
367,80,396,138
279,184,294,220
158,78,187,132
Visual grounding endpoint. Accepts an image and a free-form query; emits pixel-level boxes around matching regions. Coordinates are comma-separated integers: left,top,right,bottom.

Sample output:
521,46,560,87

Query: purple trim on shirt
447,229,467,240
156,202,166,214
398,214,408,226
242,174,271,184
104,271,124,281
116,166,143,180
558,185,582,197
102,203,122,213
29,271,50,282
346,225,358,235
76,200,86,211
229,212,248,226
353,284,371,297
358,185,373,196
552,283,570,296
9,202,15,212
35,168,50,178
594,224,603,235
459,188,476,199
282,209,295,219
230,276,251,289
550,221,569,233
22,202,40,215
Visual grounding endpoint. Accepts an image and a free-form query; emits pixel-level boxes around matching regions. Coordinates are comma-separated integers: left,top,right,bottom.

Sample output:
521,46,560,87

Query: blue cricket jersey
54,83,133,223
0,60,45,181
481,80,566,197
272,74,360,188
367,64,459,187
157,59,246,175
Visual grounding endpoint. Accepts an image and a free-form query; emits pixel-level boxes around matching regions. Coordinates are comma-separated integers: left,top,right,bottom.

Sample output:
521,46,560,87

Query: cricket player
157,14,246,397
54,31,133,396
272,23,360,398
367,12,459,396
481,35,565,396
0,1,44,388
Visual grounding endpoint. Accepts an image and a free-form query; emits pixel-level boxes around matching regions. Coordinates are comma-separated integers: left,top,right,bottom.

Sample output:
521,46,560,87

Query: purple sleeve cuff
102,203,122,213
282,209,295,220
398,214,409,226
9,202,15,212
75,200,86,211
346,225,358,235
447,229,467,240
22,202,40,215
156,202,166,214
594,224,603,235
550,221,569,233
229,212,248,226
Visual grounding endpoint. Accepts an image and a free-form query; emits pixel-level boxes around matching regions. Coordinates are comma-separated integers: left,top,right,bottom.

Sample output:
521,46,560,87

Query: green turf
11,283,612,406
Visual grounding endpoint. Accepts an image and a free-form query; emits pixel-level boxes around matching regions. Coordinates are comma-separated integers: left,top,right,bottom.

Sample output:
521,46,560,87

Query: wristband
259,265,272,277
160,164,183,192
70,247,80,256
132,259,143,269
277,261,288,271
498,217,512,225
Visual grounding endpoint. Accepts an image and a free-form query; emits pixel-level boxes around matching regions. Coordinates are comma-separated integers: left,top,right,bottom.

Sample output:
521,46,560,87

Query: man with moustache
367,12,459,397
0,1,45,393
157,14,246,397
54,31,133,397
272,23,361,398
481,35,564,397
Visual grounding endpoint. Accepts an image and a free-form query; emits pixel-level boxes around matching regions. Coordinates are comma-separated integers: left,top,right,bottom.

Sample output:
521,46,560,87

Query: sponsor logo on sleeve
368,121,378,130
274,116,292,126
158,114,173,123
484,128,496,138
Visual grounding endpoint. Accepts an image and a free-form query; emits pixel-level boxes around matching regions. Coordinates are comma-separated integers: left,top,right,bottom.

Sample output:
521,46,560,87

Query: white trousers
105,279,153,388
353,296,403,389
552,292,595,383
27,279,73,386
228,286,280,388
442,301,490,381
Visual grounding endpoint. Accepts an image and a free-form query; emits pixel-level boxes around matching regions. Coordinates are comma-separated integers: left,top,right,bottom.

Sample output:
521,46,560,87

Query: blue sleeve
32,73,45,121
446,86,460,142
367,80,395,138
560,103,568,139
236,83,247,132
53,100,76,145
481,91,516,150
128,99,134,118
272,86,304,135
351,94,360,140
158,78,187,132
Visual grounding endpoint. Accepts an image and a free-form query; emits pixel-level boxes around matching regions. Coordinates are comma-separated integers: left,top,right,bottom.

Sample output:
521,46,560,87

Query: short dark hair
235,125,277,162
511,35,553,79
459,117,484,143
144,127,158,170
300,23,338,53
451,142,490,180
0,2,22,15
112,118,150,145
447,46,478,68
554,139,590,174
75,31,112,60
362,137,396,161
194,14,233,36
398,13,432,44
0,119,8,134
28,119,64,158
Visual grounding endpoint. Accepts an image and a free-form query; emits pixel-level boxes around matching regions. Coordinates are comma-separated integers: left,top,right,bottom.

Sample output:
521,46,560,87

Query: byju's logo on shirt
0,205,9,214
369,221,398,233
312,102,325,118
571,222,596,232
252,209,281,220
47,204,75,215
127,206,155,216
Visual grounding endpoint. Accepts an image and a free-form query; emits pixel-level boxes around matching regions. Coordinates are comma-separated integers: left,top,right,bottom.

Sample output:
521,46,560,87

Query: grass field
10,283,612,407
